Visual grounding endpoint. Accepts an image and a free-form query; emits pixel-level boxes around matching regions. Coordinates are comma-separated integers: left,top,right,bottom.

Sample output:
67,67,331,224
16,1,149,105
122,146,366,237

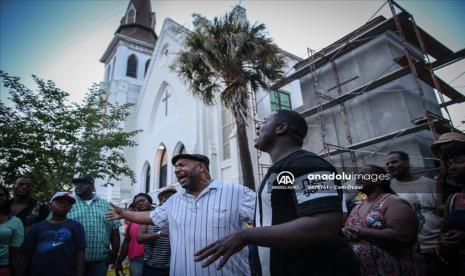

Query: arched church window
127,8,136,24
145,59,150,77
178,144,186,154
127,54,138,78
158,145,168,188
105,64,111,82
172,142,186,181
150,13,156,29
145,164,151,193
222,106,234,160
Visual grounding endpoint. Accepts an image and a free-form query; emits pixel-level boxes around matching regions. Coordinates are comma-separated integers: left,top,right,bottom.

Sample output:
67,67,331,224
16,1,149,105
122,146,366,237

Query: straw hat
431,132,465,157
158,185,177,198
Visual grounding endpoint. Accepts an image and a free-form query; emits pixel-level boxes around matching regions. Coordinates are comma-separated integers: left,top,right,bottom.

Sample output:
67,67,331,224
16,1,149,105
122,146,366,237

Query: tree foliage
0,71,140,201
174,10,285,190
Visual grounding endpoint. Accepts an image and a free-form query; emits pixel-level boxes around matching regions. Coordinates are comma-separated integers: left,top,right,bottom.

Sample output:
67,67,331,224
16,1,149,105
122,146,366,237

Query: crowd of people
0,110,464,276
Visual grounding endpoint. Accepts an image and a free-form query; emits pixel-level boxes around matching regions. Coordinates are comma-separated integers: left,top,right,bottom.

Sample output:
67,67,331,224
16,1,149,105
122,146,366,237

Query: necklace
356,193,385,222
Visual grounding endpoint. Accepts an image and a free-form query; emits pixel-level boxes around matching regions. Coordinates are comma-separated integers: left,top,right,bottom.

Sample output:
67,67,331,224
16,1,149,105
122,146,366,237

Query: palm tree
174,9,285,190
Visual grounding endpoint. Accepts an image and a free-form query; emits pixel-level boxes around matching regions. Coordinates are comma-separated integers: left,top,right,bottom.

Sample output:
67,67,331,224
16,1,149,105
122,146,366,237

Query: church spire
231,5,247,25
116,0,157,46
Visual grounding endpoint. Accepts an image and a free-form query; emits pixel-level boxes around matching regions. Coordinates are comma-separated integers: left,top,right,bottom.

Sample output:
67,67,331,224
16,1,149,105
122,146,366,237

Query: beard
180,165,200,191
181,174,196,190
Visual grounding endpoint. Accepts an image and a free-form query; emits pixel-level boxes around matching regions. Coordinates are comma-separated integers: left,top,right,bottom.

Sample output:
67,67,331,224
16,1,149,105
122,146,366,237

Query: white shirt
150,179,256,276
391,176,442,252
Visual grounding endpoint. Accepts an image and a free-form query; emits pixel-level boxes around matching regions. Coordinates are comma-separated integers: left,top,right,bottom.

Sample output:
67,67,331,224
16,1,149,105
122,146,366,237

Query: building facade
98,0,301,203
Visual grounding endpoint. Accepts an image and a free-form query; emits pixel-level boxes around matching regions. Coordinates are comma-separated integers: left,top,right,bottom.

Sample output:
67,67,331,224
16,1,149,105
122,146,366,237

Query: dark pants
142,263,169,276
85,260,108,276
423,252,442,276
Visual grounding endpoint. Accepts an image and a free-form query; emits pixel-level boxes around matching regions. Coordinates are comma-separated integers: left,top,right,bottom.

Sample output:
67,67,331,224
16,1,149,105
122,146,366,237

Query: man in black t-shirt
10,176,49,234
195,110,360,275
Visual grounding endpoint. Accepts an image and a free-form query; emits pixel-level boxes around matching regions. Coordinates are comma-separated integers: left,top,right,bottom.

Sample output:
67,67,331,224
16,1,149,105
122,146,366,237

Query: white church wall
101,8,304,200
132,18,219,193
100,42,154,200
112,43,147,86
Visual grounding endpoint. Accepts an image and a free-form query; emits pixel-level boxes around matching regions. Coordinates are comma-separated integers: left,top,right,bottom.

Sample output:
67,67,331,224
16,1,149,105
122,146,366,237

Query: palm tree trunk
235,120,256,191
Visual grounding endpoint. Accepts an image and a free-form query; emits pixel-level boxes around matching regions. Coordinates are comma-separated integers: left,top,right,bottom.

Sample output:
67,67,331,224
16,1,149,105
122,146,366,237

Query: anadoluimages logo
276,171,295,185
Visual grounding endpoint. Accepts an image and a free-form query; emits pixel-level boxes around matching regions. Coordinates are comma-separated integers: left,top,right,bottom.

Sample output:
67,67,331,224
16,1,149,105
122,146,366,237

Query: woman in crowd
343,165,425,275
0,185,23,276
137,186,176,276
432,133,465,275
116,194,152,276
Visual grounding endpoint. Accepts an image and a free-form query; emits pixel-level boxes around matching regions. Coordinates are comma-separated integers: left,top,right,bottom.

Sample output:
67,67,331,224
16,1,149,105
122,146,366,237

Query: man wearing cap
21,192,86,276
68,175,121,276
10,175,49,234
431,132,465,206
157,186,177,206
107,154,256,276
433,132,465,275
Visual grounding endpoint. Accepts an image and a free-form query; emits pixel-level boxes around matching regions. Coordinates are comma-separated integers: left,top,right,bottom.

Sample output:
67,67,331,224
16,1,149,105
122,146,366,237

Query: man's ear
197,162,208,173
275,123,288,135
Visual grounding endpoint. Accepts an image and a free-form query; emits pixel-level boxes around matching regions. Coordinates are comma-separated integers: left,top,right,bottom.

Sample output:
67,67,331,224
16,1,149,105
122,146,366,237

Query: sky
1,0,464,129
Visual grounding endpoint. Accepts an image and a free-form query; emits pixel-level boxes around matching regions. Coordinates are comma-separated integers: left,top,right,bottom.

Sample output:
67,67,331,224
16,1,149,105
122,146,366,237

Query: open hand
342,225,361,241
159,229,169,237
106,202,124,220
439,229,465,246
194,230,247,270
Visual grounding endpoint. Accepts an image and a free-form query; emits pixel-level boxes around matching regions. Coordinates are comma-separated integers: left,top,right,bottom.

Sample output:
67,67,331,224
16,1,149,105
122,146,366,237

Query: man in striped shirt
107,154,256,276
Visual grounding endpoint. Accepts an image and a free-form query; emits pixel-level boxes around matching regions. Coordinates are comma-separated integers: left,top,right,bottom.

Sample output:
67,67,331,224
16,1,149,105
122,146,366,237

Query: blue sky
1,0,464,127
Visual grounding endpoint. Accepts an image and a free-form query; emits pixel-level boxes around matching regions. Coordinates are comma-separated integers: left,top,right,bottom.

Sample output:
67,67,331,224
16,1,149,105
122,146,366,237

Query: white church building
97,0,302,203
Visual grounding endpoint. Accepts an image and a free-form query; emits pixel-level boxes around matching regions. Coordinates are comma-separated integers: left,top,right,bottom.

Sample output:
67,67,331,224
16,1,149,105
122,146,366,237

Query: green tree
0,71,140,201
174,10,285,190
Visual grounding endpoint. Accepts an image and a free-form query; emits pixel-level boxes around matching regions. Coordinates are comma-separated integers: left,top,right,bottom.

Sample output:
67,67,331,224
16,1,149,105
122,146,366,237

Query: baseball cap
171,154,210,167
72,175,95,185
50,192,76,204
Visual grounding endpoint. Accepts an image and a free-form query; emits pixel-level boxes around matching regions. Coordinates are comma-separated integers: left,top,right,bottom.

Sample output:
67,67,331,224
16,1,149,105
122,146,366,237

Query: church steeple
100,0,157,89
231,5,247,25
116,0,157,46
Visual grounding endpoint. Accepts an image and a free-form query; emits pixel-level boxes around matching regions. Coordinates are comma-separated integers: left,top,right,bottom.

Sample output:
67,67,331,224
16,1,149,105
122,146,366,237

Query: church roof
115,0,157,46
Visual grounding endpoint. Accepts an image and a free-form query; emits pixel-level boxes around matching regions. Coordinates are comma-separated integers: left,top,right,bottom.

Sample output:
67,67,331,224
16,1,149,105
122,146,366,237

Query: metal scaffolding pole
308,48,331,159
329,60,358,171
387,0,438,139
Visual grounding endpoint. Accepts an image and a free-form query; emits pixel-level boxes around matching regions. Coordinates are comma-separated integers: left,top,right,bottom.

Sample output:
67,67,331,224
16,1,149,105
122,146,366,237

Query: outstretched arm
195,211,342,270
106,202,153,225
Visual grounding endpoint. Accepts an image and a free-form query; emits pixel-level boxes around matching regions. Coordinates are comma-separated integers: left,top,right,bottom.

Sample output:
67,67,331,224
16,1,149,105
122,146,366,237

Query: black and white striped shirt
150,179,256,276
144,224,170,268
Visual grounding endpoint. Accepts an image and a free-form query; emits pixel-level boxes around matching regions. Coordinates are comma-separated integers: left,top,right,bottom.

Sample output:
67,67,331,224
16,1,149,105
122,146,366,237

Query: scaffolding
271,0,465,169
